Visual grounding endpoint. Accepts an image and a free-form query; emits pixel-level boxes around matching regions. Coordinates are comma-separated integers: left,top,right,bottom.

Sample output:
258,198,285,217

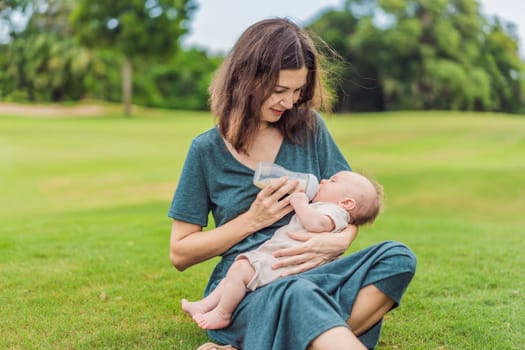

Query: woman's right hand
246,176,299,231
170,177,299,271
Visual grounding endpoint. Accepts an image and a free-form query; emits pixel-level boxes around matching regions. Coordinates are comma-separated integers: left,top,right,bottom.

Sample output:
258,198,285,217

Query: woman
169,18,416,350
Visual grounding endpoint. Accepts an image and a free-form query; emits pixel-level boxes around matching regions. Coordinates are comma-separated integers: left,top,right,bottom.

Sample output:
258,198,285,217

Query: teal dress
168,115,416,350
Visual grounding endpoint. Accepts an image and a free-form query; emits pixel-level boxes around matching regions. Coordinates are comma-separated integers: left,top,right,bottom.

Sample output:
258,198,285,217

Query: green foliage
0,1,114,102
70,0,198,114
70,0,197,60
0,1,85,101
1,33,92,101
0,109,524,349
133,48,221,110
309,0,525,113
0,0,32,40
2,0,524,115
0,1,217,110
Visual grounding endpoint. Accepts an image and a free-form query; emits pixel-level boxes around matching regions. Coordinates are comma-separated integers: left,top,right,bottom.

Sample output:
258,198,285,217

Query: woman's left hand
271,225,358,276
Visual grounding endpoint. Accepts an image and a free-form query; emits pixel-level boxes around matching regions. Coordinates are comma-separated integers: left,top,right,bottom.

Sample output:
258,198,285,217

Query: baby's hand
289,192,309,206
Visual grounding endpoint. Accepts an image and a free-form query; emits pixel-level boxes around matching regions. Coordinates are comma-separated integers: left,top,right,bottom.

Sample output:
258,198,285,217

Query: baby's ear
340,198,356,211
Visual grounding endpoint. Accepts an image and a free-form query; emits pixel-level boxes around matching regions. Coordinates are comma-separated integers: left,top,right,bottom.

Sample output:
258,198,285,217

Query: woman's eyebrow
275,84,305,90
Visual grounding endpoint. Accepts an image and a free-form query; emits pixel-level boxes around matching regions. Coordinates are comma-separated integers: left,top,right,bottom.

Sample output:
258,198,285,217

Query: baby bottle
253,162,319,200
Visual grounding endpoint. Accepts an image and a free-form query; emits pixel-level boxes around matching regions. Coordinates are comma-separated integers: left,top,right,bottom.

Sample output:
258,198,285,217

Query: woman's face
259,67,308,126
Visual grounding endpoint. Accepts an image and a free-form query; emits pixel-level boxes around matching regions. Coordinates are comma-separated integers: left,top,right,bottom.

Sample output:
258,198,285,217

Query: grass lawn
1,106,524,349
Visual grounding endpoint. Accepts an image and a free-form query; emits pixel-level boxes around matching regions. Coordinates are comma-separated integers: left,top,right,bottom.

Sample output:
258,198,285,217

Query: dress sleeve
314,114,351,179
167,138,210,227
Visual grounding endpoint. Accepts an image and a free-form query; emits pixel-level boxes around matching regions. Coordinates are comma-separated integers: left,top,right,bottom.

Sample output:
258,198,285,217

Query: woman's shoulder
305,110,329,141
190,126,221,149
312,110,328,127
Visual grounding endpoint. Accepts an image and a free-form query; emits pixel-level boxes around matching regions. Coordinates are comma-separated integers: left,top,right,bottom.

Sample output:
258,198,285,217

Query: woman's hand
271,225,358,276
170,177,301,271
245,177,300,232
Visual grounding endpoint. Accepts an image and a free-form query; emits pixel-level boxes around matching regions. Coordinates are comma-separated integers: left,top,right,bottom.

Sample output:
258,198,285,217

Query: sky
182,0,525,57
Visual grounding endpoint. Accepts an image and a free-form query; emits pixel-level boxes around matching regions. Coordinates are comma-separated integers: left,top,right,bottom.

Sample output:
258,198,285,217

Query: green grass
1,107,524,349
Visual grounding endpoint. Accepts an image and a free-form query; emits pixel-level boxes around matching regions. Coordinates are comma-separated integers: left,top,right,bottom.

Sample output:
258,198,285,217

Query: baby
182,170,383,330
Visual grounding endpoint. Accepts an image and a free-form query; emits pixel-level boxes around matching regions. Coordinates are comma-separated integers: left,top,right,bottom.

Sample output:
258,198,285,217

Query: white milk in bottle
253,162,319,200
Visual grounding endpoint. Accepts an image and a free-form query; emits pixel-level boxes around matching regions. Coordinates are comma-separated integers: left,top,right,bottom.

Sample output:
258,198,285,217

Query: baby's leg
194,258,255,330
181,280,224,317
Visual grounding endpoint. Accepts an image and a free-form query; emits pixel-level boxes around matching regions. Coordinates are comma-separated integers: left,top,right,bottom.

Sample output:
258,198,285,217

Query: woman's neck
224,126,284,170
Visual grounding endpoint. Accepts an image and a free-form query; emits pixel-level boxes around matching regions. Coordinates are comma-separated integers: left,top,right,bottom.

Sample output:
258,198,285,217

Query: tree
479,17,524,112
133,47,221,110
307,0,524,113
71,0,197,115
0,0,105,102
1,0,218,110
0,0,32,42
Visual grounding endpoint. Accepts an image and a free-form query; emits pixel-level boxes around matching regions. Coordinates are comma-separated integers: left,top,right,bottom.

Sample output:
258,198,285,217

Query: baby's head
312,171,383,225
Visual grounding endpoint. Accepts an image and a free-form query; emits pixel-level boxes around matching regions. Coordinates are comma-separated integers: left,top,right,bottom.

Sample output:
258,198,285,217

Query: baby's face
312,171,357,203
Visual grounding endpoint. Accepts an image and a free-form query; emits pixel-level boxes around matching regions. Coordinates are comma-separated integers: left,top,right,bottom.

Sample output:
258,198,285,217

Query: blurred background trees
70,0,198,114
0,0,524,114
308,0,524,113
0,0,219,114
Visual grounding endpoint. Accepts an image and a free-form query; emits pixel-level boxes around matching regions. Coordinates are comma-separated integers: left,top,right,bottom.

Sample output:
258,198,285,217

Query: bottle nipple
304,174,320,200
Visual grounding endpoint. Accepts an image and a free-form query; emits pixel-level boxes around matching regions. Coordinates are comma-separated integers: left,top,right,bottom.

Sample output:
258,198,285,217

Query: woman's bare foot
193,310,232,330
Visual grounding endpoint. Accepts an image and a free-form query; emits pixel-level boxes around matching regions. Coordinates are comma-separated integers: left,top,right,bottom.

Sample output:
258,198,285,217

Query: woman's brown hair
209,18,333,155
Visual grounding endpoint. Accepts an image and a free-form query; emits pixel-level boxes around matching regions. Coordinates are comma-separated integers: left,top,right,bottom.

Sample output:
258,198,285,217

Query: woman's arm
271,224,358,276
170,216,254,271
170,177,298,271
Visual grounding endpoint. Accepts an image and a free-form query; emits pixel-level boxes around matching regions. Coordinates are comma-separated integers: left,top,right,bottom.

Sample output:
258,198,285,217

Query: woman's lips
271,108,284,116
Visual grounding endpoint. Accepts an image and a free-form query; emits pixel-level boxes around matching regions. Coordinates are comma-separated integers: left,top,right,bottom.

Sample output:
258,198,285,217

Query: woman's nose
280,95,294,109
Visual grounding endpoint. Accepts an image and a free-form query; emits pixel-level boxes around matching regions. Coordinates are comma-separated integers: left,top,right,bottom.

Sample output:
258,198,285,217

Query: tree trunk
122,56,132,116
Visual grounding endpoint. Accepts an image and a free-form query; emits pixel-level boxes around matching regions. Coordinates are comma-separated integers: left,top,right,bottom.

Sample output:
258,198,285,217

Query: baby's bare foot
181,299,207,317
193,310,231,330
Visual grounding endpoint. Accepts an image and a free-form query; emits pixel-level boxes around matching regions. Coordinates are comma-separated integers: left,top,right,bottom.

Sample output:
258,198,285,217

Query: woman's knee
277,277,334,308
281,277,317,297
381,241,417,275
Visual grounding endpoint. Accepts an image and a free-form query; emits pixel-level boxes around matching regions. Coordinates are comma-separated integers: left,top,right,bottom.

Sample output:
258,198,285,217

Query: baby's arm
289,192,335,233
